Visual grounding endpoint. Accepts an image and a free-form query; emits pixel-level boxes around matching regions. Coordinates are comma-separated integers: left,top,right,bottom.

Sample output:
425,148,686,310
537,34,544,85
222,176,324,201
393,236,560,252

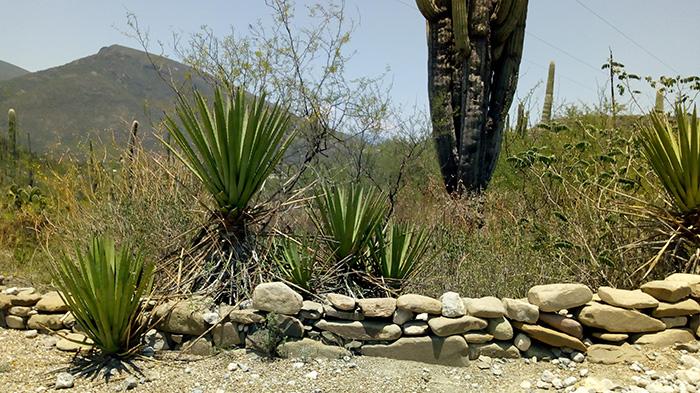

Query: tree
416,0,528,193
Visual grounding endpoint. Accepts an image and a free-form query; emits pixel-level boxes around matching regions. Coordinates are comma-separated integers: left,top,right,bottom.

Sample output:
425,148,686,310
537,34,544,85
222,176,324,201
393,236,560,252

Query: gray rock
183,336,213,356
314,319,401,341
466,297,506,318
278,338,351,359
326,293,356,311
362,336,469,367
357,298,396,318
212,322,243,348
469,342,520,360
463,331,494,344
5,315,25,329
274,315,304,338
35,291,68,313
8,306,31,317
527,283,593,312
651,298,700,317
202,311,220,324
56,333,93,352
514,333,531,351
660,316,688,328
10,292,41,306
323,305,364,321
640,280,690,302
27,314,64,332
300,301,324,319
252,282,303,315
428,315,487,336
502,298,539,323
440,292,465,317
392,308,413,325
632,329,695,346
587,343,645,364
578,302,665,333
55,372,74,389
486,317,513,340
154,300,209,336
228,309,265,325
396,294,442,314
597,286,659,309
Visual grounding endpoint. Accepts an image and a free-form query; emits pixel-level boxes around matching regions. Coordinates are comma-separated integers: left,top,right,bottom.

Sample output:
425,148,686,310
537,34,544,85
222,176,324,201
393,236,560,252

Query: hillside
0,45,208,154
0,60,29,81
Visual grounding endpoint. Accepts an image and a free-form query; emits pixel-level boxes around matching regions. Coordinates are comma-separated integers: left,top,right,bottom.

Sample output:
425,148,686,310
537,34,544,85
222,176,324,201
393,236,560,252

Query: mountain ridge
0,60,29,81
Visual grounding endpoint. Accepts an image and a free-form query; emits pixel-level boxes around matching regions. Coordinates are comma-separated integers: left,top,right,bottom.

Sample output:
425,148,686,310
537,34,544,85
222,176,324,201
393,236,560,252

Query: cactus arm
451,0,470,52
416,0,442,20
492,0,527,44
493,0,515,25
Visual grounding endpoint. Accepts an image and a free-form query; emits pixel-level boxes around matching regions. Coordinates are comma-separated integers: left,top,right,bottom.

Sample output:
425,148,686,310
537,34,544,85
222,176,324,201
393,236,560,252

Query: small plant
52,236,154,357
370,221,432,282
312,183,387,269
272,237,315,290
245,312,285,359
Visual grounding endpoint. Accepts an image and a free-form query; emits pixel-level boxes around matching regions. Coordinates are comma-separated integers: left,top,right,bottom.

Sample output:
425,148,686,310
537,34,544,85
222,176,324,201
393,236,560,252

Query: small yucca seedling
272,237,315,290
369,221,432,281
52,237,154,357
312,183,387,269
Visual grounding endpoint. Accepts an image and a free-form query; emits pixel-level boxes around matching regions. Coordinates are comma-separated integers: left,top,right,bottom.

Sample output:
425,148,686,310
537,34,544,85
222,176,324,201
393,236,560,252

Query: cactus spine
417,0,529,193
541,61,555,124
8,108,17,159
654,89,664,114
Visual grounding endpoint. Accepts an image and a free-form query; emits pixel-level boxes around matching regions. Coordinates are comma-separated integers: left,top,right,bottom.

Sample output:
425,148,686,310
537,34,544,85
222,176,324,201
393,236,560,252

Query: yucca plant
52,237,154,357
369,221,432,281
312,183,387,269
163,87,293,230
640,104,700,215
635,104,700,276
272,237,315,290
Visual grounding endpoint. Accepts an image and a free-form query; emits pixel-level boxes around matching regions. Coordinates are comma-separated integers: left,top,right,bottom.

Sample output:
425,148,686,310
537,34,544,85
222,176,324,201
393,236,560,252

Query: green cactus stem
127,120,139,163
654,89,664,114
541,61,555,124
516,101,528,137
8,108,17,159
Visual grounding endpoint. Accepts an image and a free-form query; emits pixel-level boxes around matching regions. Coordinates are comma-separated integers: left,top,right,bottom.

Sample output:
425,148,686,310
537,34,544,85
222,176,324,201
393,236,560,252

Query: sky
2,1,699,119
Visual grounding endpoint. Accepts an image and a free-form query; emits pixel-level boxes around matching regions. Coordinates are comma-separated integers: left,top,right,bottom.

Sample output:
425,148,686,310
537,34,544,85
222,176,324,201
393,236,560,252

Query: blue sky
2,1,699,118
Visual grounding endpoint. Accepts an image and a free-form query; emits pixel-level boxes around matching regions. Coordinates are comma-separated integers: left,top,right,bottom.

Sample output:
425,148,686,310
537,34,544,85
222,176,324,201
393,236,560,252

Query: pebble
520,380,532,389
305,371,319,380
202,312,219,325
540,370,555,383
122,377,138,390
23,330,38,339
571,352,585,363
55,372,74,389
579,368,589,378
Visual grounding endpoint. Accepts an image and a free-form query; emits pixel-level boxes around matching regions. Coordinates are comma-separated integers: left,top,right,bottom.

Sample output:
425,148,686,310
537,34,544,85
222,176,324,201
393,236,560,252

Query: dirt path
0,328,697,393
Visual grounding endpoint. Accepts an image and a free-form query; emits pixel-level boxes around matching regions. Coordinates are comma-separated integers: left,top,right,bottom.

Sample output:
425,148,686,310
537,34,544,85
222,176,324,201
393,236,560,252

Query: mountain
0,45,208,155
0,60,29,81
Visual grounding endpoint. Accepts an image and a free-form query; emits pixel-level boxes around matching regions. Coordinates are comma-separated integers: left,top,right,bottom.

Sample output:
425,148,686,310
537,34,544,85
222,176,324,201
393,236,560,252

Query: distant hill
0,60,29,81
0,45,209,155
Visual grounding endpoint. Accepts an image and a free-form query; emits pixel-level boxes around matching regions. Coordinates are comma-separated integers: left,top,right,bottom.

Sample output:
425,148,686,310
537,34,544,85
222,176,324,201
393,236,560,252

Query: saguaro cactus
8,108,17,159
541,61,555,124
417,0,529,193
515,102,528,137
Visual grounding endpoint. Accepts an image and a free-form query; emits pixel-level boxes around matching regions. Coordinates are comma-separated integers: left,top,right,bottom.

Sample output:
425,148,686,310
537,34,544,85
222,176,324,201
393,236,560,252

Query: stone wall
2,274,700,366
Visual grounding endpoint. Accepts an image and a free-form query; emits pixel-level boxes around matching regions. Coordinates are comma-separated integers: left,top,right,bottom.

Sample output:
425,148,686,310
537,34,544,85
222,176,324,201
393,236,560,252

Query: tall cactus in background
541,61,555,124
515,101,528,137
416,0,529,193
654,89,664,114
8,108,17,159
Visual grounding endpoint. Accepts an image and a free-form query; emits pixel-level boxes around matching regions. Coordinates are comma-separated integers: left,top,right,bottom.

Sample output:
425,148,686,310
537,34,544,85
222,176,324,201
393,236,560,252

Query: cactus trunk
655,89,664,114
418,0,529,193
541,61,555,124
515,101,528,137
8,108,17,159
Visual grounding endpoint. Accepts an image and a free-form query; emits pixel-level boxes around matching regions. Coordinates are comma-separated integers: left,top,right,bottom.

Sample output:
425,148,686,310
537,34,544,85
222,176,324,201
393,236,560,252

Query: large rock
465,297,505,318
527,283,592,312
361,336,469,367
154,300,208,336
252,282,303,315
587,343,644,364
314,319,401,341
578,302,665,333
428,315,487,336
486,317,513,340
502,298,539,323
440,292,465,317
511,322,587,352
666,273,700,297
651,298,700,317
278,338,351,359
396,294,442,314
8,306,32,317
10,292,41,307
299,301,324,320
0,294,11,310
326,293,356,311
184,337,213,356
514,333,531,351
35,291,68,313
357,298,396,318
463,332,494,344
212,322,243,348
5,315,26,329
632,329,696,346
640,280,690,302
56,333,93,352
538,313,583,339
393,308,413,325
274,315,304,338
469,342,520,360
27,314,63,331
323,305,364,321
228,309,265,324
597,287,658,309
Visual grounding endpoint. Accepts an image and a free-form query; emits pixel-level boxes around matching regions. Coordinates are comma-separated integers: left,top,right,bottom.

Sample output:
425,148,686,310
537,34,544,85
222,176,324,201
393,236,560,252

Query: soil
0,328,695,393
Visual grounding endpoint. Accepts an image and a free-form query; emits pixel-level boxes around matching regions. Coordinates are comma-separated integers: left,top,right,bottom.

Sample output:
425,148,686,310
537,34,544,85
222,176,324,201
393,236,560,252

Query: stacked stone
0,288,69,332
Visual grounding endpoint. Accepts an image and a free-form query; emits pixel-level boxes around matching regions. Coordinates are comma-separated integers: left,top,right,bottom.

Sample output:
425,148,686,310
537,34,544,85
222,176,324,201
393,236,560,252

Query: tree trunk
418,0,528,194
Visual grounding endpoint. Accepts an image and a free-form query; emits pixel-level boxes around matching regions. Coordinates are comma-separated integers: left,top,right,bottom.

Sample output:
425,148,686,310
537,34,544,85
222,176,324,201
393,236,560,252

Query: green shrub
272,237,315,290
369,221,431,281
52,236,154,357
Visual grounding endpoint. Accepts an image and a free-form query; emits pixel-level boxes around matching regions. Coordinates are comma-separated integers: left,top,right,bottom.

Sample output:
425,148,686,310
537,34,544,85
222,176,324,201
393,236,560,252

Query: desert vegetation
0,0,699,365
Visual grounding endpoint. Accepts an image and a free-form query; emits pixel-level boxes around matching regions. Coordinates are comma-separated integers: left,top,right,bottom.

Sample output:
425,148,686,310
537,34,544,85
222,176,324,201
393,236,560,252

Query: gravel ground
0,328,697,393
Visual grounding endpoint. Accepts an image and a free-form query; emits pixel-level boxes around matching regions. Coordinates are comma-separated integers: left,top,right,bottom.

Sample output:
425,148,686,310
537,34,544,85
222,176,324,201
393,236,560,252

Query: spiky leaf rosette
369,221,432,281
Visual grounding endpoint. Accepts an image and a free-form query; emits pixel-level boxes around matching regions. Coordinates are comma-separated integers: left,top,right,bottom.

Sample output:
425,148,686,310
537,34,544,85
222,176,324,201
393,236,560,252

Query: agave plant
163,87,293,228
312,184,387,269
272,237,315,290
369,221,432,281
640,104,700,215
52,237,154,357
